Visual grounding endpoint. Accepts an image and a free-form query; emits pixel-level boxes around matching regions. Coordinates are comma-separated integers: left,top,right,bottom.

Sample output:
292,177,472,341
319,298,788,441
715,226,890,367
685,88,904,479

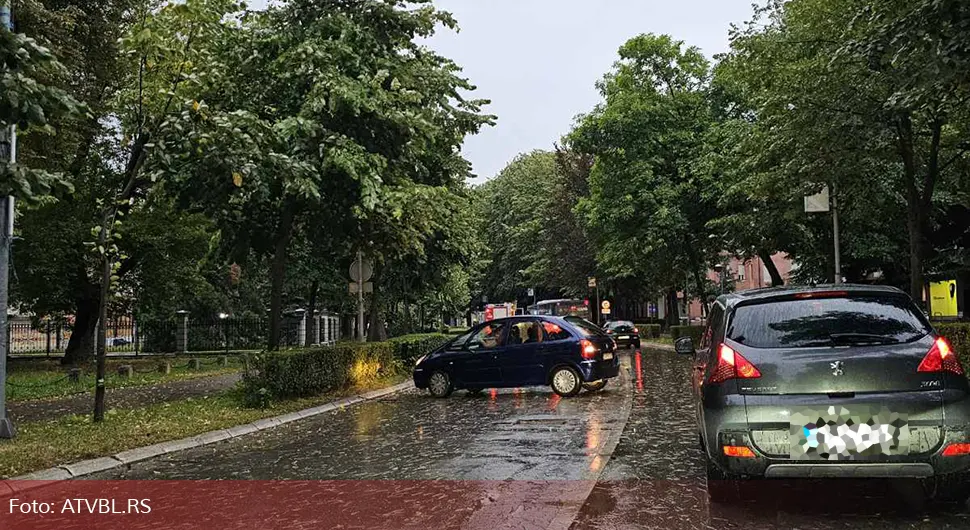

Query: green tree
157,0,492,348
723,0,970,299
571,34,719,322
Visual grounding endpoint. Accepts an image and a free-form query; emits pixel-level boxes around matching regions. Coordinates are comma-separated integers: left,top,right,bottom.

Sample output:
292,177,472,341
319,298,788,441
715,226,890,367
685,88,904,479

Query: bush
936,322,970,373
635,323,662,339
670,325,705,344
241,334,450,407
388,333,452,365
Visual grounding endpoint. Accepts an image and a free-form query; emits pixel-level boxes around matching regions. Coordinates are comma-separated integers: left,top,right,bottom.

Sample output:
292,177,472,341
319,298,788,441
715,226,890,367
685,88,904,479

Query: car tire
925,472,970,505
427,371,453,398
633,341,641,350
550,366,582,397
706,458,741,503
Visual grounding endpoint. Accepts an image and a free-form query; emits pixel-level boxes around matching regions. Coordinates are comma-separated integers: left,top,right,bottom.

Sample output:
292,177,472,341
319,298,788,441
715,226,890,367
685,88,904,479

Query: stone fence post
175,310,189,354
295,309,306,347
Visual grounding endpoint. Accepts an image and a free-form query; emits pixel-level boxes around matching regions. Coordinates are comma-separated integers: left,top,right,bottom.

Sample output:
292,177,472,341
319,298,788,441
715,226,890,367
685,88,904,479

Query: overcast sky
247,1,757,181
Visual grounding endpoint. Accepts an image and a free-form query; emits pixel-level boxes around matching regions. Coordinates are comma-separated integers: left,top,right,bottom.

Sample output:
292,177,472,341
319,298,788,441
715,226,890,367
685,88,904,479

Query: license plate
602,352,614,360
789,406,909,460
618,335,630,340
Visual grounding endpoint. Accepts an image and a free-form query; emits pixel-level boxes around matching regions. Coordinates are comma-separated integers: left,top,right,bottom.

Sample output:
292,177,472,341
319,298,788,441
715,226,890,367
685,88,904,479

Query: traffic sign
587,277,597,288
804,186,830,213
601,300,611,310
349,256,373,282
527,288,534,297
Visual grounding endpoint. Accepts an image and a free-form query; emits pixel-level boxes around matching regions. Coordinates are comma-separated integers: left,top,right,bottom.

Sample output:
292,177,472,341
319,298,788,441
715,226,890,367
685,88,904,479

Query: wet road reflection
571,348,970,529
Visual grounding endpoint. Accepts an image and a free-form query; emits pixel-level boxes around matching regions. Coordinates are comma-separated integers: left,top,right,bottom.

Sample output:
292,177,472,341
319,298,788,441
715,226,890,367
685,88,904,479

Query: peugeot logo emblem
831,361,844,376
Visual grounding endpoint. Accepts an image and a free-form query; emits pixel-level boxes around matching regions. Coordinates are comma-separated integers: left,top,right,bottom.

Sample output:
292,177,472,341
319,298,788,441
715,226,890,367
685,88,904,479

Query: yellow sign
929,280,958,318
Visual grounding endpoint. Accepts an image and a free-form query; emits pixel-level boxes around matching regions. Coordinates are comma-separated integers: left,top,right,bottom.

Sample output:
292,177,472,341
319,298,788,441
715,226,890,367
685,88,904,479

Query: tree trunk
758,249,784,287
305,279,319,347
268,205,297,351
665,288,679,328
62,289,100,366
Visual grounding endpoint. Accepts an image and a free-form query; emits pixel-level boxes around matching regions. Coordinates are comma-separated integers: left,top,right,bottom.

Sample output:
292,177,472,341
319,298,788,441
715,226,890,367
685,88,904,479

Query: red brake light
794,291,848,299
606,329,614,334
709,343,761,384
917,337,963,375
633,327,639,334
580,339,598,360
942,443,970,457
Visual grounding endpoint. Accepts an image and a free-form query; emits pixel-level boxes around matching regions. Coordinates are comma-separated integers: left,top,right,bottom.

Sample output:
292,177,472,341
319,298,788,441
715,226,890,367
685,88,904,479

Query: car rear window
727,294,931,348
565,317,609,338
607,321,634,330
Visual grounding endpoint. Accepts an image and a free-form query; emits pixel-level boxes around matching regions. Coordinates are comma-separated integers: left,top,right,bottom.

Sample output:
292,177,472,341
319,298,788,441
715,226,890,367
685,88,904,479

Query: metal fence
7,313,342,358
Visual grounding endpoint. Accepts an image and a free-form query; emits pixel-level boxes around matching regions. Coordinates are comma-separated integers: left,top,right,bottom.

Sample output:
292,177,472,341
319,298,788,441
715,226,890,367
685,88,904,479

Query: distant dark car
603,320,641,350
678,284,970,503
413,316,620,398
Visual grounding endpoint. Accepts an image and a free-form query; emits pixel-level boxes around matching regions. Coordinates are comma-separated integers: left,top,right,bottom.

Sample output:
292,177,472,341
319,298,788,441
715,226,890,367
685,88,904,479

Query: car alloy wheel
428,371,453,398
551,366,582,397
582,380,608,392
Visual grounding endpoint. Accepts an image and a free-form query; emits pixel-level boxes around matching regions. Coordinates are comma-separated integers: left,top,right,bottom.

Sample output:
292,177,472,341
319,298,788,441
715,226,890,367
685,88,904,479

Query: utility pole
832,183,842,285
356,250,365,342
0,0,17,439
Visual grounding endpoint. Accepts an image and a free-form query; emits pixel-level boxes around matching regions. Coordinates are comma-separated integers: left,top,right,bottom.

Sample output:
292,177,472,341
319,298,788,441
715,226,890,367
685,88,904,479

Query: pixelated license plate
789,405,909,460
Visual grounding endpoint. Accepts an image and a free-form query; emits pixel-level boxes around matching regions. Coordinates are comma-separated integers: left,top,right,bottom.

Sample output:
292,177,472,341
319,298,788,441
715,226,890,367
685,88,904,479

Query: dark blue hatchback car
413,316,620,398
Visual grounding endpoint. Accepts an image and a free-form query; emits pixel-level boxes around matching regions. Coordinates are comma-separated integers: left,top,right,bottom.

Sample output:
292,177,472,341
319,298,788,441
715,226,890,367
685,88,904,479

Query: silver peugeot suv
677,284,970,503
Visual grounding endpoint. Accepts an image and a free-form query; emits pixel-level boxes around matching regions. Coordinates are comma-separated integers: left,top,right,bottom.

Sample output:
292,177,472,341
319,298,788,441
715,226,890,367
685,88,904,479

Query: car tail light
942,443,970,457
606,329,614,334
633,327,639,334
580,339,598,360
722,445,756,458
709,343,761,384
917,337,964,375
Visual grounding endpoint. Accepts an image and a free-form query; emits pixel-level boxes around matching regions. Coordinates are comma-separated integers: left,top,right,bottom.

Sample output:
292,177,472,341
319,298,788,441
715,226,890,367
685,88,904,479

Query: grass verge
644,335,674,346
0,373,407,479
6,357,245,402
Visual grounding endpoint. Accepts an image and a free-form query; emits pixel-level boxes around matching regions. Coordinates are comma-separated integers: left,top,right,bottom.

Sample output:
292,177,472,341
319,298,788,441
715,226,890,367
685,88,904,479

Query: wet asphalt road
85,349,970,529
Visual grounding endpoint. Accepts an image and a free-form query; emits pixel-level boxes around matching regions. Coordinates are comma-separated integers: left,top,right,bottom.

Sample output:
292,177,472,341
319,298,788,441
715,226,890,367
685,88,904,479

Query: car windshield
727,294,932,348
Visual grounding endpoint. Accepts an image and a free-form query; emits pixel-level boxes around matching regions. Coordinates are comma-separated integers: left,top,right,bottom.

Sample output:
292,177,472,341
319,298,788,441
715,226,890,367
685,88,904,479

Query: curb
2,380,413,492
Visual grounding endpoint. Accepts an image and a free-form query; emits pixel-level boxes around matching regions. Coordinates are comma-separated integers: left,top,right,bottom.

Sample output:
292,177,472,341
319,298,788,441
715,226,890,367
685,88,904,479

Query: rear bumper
579,358,620,382
703,388,970,479
609,335,640,346
764,463,934,478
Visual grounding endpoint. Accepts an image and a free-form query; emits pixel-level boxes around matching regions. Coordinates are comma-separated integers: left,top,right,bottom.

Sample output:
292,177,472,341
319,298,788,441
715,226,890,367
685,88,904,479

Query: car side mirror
674,337,695,355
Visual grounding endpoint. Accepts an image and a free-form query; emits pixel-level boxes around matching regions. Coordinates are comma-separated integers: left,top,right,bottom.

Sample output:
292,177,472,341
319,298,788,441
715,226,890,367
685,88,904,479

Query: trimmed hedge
242,334,450,407
388,333,453,365
635,323,662,339
670,325,705,344
936,322,970,372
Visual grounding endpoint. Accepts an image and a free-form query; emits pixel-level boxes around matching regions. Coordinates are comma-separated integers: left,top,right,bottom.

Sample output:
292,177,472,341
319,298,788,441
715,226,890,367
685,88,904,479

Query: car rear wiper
828,333,901,345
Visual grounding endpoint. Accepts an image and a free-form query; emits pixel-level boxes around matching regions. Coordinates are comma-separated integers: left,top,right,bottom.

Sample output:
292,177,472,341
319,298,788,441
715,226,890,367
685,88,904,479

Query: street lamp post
0,0,17,439
218,313,229,354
